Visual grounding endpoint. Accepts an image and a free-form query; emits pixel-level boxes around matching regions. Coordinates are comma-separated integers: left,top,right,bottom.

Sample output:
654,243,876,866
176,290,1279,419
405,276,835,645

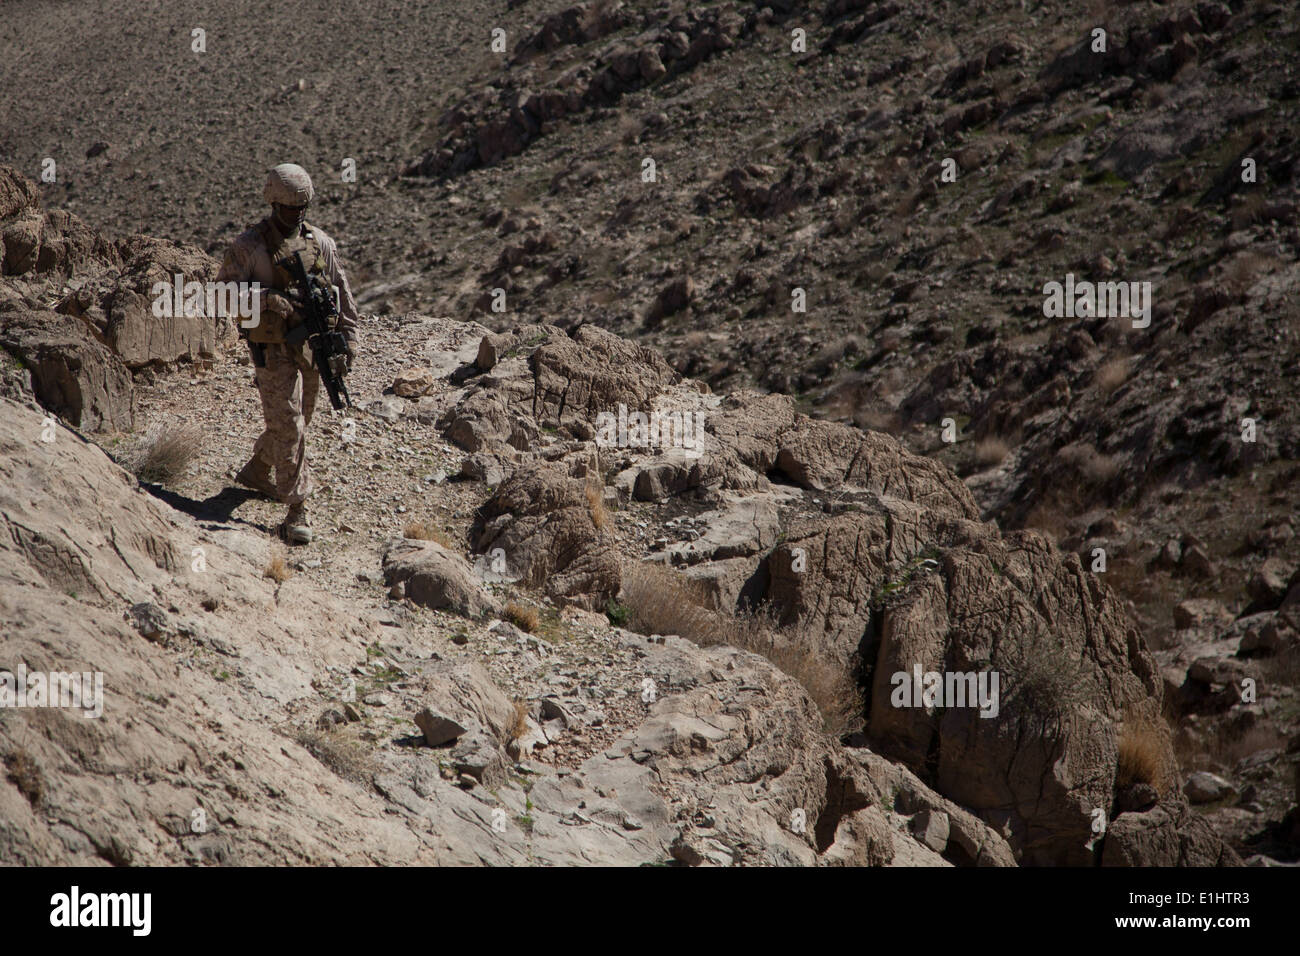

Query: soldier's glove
264,291,300,321
344,337,357,373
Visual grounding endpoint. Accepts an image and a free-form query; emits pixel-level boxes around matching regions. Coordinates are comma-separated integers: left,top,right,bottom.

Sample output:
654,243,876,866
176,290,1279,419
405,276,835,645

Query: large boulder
470,459,620,609
444,323,683,453
382,539,501,618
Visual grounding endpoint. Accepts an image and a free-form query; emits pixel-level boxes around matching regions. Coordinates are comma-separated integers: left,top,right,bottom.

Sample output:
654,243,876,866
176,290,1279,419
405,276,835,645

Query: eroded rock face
96,235,228,369
0,297,136,431
0,165,226,430
1102,802,1239,867
535,634,898,867
443,323,682,453
430,319,1237,867
734,486,1203,864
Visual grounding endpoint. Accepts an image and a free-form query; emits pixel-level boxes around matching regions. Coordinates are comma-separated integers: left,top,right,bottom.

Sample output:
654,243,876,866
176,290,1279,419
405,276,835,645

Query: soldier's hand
344,338,357,372
265,291,299,320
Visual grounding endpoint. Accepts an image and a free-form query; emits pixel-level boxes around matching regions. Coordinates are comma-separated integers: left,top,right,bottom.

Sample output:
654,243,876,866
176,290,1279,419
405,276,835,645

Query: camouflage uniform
216,170,358,518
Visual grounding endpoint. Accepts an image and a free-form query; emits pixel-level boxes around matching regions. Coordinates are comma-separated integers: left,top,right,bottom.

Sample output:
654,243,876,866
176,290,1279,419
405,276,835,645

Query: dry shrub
1228,194,1268,233
403,519,454,548
1222,250,1272,296
974,435,1012,468
619,561,721,643
997,628,1091,734
505,601,539,633
1024,502,1070,541
617,109,643,145
508,700,530,743
265,548,293,583
1116,716,1168,794
727,608,863,736
585,482,610,531
1093,355,1129,394
126,421,203,484
854,405,900,434
618,561,861,734
295,727,373,784
1059,442,1121,486
3,750,44,808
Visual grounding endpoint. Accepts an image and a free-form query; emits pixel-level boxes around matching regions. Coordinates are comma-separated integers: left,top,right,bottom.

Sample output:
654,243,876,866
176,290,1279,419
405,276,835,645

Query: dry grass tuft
1059,442,1122,486
618,561,862,734
1222,250,1273,296
295,727,373,784
1116,716,1168,794
264,548,293,583
126,421,203,484
505,601,539,633
508,700,530,742
403,520,455,548
619,561,721,643
1094,355,1129,394
585,481,610,531
974,435,1012,468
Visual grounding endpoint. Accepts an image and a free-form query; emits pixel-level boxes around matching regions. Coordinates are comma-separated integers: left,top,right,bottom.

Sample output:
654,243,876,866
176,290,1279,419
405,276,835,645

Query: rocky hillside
2,0,1298,867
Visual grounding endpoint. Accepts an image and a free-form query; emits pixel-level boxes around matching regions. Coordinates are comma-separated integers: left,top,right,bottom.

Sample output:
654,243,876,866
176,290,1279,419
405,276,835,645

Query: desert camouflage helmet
264,163,315,205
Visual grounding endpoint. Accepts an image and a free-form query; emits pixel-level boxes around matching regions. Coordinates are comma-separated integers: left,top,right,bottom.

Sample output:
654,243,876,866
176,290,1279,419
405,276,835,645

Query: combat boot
281,502,312,546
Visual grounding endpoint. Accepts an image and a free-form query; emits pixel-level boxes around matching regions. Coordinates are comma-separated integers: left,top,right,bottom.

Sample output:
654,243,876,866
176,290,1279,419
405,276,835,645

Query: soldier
216,163,358,545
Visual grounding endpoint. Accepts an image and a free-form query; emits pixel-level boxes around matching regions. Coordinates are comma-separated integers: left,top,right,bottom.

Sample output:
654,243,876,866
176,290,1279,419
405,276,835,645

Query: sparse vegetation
402,519,455,548
618,561,862,734
1093,356,1129,394
585,481,610,531
605,598,631,627
123,421,203,484
996,627,1091,734
504,601,539,633
974,435,1012,468
508,700,530,743
265,548,293,583
1116,716,1168,795
294,726,374,784
4,749,44,808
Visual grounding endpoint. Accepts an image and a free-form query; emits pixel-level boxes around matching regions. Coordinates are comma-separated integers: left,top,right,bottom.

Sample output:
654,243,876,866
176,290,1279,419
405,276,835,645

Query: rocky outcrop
0,165,228,430
470,458,621,609
0,295,135,431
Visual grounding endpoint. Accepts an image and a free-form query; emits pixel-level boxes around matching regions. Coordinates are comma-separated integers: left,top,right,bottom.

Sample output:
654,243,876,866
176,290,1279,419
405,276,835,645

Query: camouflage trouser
244,342,319,505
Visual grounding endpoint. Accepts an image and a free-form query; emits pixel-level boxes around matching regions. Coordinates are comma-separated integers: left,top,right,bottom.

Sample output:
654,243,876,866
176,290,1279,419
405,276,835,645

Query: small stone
1185,771,1235,804
414,708,467,747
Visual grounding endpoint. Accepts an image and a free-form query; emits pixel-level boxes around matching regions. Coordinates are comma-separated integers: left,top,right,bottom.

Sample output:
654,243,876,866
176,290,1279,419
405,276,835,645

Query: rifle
283,250,351,410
